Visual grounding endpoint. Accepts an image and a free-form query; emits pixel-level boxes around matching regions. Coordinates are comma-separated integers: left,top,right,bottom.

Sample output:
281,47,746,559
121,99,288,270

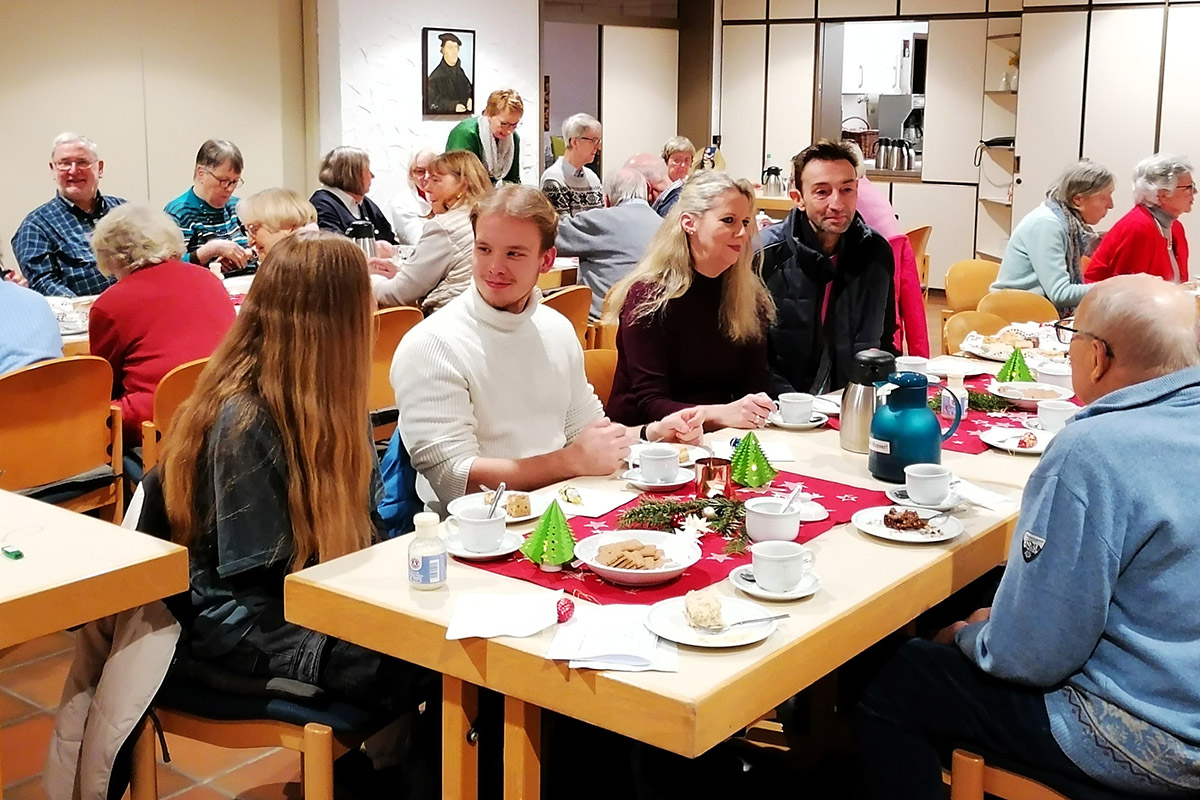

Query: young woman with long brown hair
161,230,437,793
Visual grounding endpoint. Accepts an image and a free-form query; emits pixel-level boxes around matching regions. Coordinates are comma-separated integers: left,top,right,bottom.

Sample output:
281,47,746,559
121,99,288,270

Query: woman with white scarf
445,88,523,185
991,160,1115,313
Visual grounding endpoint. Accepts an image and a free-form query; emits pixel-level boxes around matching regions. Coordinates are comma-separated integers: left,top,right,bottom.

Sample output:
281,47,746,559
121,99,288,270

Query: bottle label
868,436,891,454
409,552,446,585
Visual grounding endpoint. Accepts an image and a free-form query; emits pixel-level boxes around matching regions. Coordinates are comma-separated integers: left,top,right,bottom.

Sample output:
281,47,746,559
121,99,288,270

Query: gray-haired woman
1085,153,1194,284
991,160,1115,311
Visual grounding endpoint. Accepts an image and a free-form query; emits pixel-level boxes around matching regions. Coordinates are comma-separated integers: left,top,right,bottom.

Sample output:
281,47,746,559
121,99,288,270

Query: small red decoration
557,597,575,623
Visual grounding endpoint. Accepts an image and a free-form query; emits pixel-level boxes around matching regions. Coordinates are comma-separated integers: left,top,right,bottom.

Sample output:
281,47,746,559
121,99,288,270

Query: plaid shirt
11,193,125,297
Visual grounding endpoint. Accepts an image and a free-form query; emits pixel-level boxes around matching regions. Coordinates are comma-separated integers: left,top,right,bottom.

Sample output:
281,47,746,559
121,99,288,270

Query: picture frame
422,27,475,116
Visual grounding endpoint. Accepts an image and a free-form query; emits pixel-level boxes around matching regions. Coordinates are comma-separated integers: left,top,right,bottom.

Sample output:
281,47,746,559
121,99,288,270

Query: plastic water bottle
408,512,446,590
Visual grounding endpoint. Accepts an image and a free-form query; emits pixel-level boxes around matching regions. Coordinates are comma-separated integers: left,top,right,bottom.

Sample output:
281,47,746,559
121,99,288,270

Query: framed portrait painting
422,27,475,115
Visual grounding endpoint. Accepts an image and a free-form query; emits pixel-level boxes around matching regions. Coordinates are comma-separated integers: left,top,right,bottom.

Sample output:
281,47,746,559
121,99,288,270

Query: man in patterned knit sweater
540,113,603,217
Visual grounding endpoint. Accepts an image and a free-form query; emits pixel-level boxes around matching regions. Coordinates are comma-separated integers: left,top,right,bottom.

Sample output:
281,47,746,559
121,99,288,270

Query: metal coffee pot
840,349,897,454
762,165,786,197
345,220,376,259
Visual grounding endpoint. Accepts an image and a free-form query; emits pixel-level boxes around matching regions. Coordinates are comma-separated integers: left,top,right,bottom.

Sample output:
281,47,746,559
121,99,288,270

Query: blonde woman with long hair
160,231,438,787
373,150,492,313
604,171,776,429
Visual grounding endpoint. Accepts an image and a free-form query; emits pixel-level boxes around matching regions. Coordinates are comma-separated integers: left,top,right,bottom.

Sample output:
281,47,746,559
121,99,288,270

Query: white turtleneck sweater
391,282,604,509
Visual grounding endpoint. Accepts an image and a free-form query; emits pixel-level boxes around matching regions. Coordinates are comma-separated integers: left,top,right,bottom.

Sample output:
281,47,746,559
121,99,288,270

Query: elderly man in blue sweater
856,274,1200,799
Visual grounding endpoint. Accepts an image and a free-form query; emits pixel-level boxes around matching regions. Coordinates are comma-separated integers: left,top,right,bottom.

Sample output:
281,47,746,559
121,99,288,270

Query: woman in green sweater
445,88,523,185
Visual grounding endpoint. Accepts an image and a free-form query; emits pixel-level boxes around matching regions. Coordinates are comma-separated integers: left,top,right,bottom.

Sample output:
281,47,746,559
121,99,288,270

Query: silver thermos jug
839,348,897,454
345,220,376,259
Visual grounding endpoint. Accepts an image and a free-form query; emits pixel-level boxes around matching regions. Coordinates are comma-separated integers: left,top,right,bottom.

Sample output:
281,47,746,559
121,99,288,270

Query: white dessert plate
988,381,1074,410
851,506,964,544
644,596,777,648
979,426,1052,455
573,529,701,586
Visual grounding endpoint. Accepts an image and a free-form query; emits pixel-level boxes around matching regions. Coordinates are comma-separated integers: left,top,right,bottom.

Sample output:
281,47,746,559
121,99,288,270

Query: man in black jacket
760,139,898,395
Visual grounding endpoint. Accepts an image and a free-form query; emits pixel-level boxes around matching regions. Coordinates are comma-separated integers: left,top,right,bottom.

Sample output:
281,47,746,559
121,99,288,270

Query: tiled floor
0,634,303,800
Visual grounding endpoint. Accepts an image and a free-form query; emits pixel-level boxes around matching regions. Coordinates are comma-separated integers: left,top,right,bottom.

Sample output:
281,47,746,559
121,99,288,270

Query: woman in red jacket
1085,153,1193,284
89,204,236,440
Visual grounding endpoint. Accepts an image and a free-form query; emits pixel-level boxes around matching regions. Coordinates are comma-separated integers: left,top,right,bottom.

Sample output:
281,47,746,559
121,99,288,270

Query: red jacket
88,260,235,439
1084,204,1188,283
889,235,930,357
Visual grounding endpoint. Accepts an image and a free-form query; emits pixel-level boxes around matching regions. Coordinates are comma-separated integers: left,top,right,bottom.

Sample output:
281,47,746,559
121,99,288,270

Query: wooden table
286,422,1038,799
0,491,189,795
536,259,579,291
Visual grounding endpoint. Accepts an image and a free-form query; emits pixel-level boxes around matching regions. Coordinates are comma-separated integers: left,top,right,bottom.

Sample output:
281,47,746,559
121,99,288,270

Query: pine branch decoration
616,496,751,554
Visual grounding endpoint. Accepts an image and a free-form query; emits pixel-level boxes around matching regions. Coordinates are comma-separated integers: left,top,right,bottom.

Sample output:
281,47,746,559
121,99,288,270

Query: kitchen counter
865,157,923,182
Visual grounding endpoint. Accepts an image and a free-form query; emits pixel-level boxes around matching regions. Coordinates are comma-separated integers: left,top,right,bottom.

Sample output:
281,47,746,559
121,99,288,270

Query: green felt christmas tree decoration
730,431,777,488
519,499,576,572
997,347,1034,382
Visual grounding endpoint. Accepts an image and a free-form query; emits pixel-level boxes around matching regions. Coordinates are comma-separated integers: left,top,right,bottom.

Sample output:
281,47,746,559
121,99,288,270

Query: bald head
624,153,671,196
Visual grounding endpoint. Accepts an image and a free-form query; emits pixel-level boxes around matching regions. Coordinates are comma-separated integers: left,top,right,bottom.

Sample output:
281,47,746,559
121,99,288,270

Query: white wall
601,26,680,173
319,0,541,206
544,21,600,169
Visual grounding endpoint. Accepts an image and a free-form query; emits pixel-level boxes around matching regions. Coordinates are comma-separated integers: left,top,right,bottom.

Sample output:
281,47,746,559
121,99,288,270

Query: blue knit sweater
958,366,1200,796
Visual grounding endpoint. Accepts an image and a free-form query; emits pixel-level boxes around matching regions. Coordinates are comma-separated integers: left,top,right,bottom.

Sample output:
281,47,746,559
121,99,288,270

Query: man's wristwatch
639,424,651,442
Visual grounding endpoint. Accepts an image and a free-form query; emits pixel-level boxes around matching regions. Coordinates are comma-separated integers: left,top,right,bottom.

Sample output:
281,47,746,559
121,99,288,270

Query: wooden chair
943,310,1008,355
584,349,618,410
944,749,1071,800
0,356,123,522
140,358,209,472
942,259,1001,327
591,286,621,351
542,285,592,348
977,289,1060,324
370,306,423,438
905,225,933,298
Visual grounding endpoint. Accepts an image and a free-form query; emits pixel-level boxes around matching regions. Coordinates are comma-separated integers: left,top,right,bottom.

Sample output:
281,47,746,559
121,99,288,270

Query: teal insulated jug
867,372,962,483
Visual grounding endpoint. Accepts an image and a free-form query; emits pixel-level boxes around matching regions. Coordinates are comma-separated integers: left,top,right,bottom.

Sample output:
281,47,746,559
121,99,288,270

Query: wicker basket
841,118,879,160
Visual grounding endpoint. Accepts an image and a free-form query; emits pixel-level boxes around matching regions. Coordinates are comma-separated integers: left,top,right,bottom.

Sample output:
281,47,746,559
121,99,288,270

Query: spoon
486,482,508,519
699,613,790,635
779,485,807,513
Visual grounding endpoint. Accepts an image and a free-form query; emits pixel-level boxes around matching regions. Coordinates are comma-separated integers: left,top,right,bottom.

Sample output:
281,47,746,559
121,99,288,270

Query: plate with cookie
447,490,551,524
573,530,702,586
851,506,964,544
644,591,777,648
627,443,706,469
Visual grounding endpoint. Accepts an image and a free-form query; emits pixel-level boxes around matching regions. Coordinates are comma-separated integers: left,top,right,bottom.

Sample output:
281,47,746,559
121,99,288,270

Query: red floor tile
161,733,274,783
212,749,301,799
166,786,231,800
0,634,74,672
0,691,38,725
0,713,56,788
3,777,49,800
0,652,72,710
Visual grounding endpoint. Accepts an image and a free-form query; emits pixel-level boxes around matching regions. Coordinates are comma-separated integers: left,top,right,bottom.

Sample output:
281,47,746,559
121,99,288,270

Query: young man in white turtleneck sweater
391,185,702,512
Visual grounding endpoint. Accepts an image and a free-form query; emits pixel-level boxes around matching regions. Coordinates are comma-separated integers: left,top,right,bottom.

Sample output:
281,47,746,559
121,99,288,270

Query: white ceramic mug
775,392,815,424
454,505,506,553
751,540,815,593
895,356,928,376
904,463,952,506
744,495,807,542
1036,362,1073,390
1037,399,1076,433
638,444,679,483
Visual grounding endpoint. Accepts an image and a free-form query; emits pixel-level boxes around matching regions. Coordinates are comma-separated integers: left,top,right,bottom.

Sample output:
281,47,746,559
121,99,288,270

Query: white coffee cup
751,540,815,593
1037,399,1076,433
904,463,952,506
454,505,506,553
744,495,807,542
775,392,815,424
895,356,928,376
638,444,679,483
1036,362,1073,390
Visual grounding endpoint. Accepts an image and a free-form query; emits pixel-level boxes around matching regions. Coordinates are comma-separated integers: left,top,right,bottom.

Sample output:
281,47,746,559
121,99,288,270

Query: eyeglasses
53,159,96,172
203,169,244,190
1053,321,1114,358
577,136,601,145
1173,183,1197,195
496,120,520,131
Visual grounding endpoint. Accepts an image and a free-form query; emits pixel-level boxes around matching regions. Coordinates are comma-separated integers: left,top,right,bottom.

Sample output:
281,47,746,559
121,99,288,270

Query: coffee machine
878,94,924,156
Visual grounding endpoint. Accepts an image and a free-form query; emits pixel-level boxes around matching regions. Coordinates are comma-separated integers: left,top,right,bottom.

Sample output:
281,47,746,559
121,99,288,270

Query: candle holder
695,457,734,499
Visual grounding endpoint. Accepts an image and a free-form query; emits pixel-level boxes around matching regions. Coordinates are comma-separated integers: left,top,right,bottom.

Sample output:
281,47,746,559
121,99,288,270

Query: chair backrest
949,749,1071,800
943,311,1008,355
370,307,423,412
141,358,210,471
542,285,592,348
0,356,116,490
583,349,618,410
905,226,932,265
977,289,1060,324
944,259,1001,312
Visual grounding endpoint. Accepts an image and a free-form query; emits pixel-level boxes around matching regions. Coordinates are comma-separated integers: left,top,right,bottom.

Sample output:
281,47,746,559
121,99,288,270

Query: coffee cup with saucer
749,540,815,593
728,564,821,601
903,464,953,507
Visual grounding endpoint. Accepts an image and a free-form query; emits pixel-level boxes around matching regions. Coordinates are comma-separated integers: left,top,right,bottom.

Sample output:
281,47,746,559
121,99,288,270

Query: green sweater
445,117,521,185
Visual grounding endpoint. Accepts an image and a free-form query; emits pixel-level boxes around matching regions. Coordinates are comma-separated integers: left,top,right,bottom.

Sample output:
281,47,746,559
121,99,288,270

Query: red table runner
463,470,890,605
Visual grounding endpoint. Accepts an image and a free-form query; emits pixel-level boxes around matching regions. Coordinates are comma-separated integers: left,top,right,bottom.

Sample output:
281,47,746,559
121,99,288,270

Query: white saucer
767,411,829,431
447,491,551,524
621,467,694,492
794,501,830,522
885,488,963,512
445,530,525,560
728,565,821,601
627,443,705,468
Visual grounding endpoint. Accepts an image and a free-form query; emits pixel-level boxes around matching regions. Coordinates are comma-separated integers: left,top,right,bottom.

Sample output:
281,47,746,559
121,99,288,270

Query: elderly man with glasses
856,274,1200,799
164,139,253,273
11,132,126,296
540,112,603,217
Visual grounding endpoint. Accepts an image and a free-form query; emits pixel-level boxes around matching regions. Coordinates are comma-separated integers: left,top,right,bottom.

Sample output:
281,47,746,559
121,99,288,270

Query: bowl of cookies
573,529,702,586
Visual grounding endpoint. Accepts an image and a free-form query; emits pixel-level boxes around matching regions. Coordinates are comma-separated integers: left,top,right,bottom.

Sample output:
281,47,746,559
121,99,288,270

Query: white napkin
446,591,562,640
953,479,1015,513
554,487,639,519
546,605,679,672
711,438,795,462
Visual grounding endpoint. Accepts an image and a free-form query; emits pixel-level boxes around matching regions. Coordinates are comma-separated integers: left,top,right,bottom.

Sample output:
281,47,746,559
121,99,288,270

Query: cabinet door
1013,11,1086,222
922,18,987,184
720,24,766,184
765,24,816,169
818,0,896,17
901,0,985,13
770,0,814,17
891,183,979,290
723,0,765,20
1082,7,1163,225
1159,5,1200,253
